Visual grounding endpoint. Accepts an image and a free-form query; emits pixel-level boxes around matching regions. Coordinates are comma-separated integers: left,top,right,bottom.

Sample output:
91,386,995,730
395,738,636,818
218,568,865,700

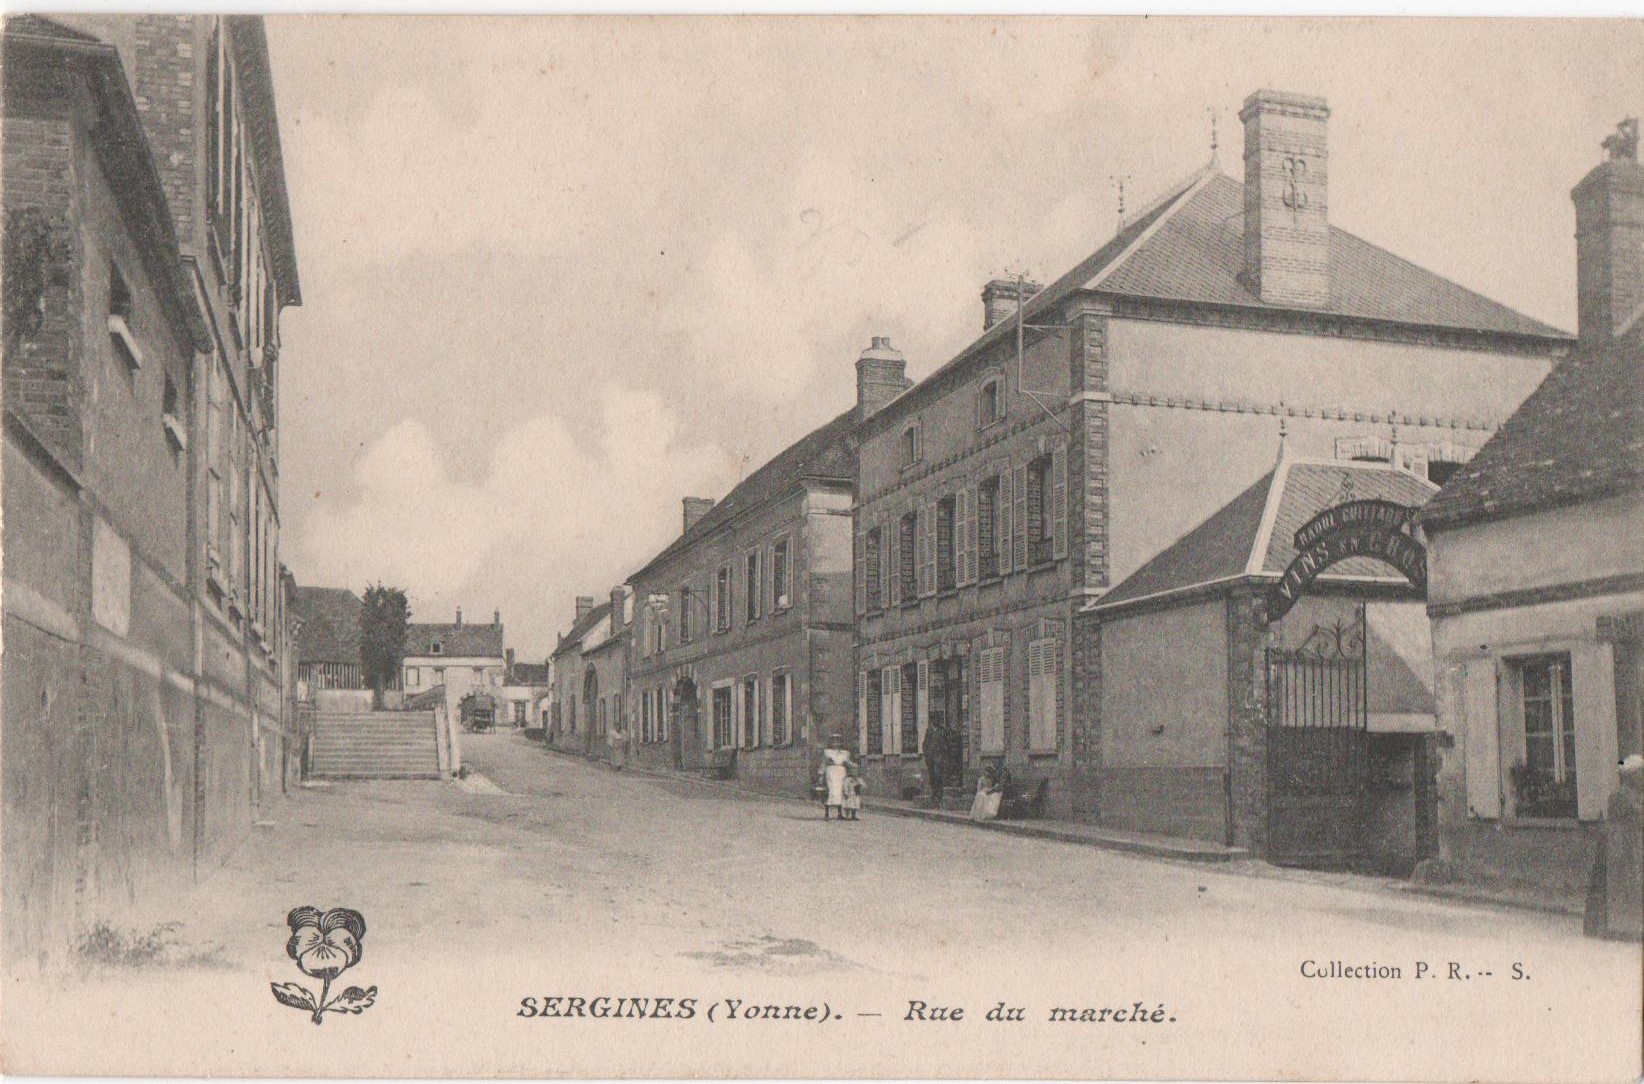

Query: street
6,734,1639,1080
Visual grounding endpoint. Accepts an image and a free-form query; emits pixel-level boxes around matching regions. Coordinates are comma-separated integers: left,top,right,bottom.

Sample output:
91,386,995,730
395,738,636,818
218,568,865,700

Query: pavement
5,732,1639,1081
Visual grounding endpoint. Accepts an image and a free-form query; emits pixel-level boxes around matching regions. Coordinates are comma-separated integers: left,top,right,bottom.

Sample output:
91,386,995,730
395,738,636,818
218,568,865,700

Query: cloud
298,384,735,655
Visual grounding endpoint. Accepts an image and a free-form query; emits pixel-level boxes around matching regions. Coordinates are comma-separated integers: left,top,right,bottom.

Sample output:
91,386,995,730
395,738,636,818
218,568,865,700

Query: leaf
326,985,377,1015
271,982,318,1012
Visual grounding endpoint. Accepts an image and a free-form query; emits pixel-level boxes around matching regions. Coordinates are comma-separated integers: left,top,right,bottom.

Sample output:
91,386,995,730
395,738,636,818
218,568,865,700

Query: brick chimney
574,596,595,622
1572,118,1643,344
493,609,501,626
856,336,910,421
982,278,1042,330
682,497,715,534
455,606,463,627
505,647,515,675
1240,89,1331,308
609,587,626,630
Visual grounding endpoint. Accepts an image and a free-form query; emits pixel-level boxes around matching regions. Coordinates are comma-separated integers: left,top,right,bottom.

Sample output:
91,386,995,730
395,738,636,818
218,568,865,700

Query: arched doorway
1262,498,1429,869
672,677,699,772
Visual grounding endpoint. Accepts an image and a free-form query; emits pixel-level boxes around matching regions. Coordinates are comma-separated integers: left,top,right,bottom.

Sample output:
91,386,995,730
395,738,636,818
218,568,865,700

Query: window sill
937,587,959,599
977,417,1005,434
1501,815,1589,830
108,315,143,371
1027,558,1060,574
162,413,188,451
977,573,1003,588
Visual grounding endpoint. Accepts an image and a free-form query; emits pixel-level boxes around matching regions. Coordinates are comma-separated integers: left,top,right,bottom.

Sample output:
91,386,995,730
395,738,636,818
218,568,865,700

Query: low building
401,608,507,724
1421,121,1643,902
499,651,552,730
290,585,364,698
626,396,862,792
547,592,630,759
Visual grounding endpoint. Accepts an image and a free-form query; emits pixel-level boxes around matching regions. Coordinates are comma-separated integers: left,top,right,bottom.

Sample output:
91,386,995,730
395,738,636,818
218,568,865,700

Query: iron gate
1265,611,1369,868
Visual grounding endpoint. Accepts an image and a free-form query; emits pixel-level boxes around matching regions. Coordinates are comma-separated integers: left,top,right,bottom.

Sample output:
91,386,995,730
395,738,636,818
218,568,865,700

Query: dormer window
432,641,443,655
901,424,921,467
976,378,1003,429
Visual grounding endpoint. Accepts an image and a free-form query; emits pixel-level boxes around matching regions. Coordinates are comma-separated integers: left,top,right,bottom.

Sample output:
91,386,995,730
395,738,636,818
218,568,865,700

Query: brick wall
128,16,200,251
1224,588,1269,852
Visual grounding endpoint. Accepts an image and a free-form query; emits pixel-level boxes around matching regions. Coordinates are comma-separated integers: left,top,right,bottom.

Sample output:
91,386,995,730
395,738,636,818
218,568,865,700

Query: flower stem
312,975,332,1025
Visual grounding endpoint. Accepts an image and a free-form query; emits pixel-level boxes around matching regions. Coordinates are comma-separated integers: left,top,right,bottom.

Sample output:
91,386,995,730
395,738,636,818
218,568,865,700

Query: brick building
852,88,1569,829
2,15,300,964
547,591,631,760
1421,120,1643,902
625,391,864,792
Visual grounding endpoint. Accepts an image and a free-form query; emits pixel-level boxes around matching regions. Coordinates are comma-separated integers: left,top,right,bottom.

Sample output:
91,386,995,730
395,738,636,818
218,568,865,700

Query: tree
360,584,410,709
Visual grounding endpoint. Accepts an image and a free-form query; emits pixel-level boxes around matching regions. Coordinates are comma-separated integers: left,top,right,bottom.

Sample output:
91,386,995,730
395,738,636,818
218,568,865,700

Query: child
842,772,864,821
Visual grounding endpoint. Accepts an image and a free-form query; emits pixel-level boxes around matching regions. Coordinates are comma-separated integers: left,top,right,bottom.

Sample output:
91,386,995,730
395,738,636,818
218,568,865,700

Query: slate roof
867,164,1567,434
290,586,362,666
1423,319,1644,531
629,408,858,582
508,662,551,685
1096,457,1438,611
403,621,504,659
551,602,612,660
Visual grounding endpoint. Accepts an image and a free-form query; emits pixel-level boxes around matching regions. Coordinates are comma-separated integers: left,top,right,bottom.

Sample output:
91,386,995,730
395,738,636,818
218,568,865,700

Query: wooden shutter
1028,638,1059,752
1462,659,1502,819
888,514,902,609
917,503,934,597
965,483,980,585
854,525,867,616
980,647,1006,754
857,669,869,754
710,572,720,632
955,489,973,587
883,666,901,754
997,466,1014,578
1051,443,1068,560
916,660,930,752
1572,644,1619,820
1013,463,1029,572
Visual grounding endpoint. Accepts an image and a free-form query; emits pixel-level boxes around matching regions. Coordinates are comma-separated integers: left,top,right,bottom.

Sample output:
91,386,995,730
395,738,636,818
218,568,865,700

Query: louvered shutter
857,669,869,754
1462,659,1502,819
1572,645,1619,819
764,544,773,616
883,666,901,755
966,483,981,584
980,647,1005,754
888,513,902,609
1013,463,1029,571
1051,443,1068,560
916,660,930,752
854,525,866,616
710,572,720,632
955,489,972,587
917,503,934,597
1028,637,1059,752
997,466,1014,578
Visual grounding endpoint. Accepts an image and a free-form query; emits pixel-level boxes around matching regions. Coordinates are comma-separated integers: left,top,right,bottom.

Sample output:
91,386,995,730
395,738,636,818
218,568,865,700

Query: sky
264,16,1642,659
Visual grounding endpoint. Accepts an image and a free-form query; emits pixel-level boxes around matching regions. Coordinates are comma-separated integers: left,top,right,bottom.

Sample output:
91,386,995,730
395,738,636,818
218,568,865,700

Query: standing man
922,719,949,807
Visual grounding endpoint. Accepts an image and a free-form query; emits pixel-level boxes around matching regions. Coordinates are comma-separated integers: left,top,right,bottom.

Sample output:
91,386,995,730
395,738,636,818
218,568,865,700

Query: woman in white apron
820,736,854,820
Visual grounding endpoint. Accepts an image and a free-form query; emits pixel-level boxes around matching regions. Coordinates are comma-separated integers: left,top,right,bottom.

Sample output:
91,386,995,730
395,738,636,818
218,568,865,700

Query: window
679,584,694,642
432,641,443,655
865,527,884,612
863,668,884,754
433,666,445,683
977,378,1002,428
714,565,732,633
900,662,919,754
745,551,761,623
1027,454,1052,566
107,263,141,371
898,511,917,603
406,667,420,687
162,373,186,450
770,673,791,746
901,424,921,467
712,685,735,749
977,477,1001,579
568,694,577,733
742,675,760,749
772,539,791,610
937,496,957,592
473,666,484,680
649,610,667,655
1027,638,1060,753
1511,654,1578,819
514,702,527,726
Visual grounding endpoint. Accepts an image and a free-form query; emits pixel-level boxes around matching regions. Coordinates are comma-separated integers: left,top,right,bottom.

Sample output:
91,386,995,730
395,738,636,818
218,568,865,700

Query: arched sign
1267,499,1426,623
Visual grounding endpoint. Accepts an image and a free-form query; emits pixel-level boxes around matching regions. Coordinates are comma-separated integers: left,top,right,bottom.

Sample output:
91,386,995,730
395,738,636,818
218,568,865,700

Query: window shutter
965,483,981,584
1462,659,1502,819
888,514,902,609
997,466,1014,578
854,525,867,616
1051,443,1068,560
879,518,892,610
1028,637,1059,752
710,574,720,632
861,672,872,753
1572,645,1619,819
1013,463,1029,571
980,647,1005,754
916,660,930,752
955,489,972,587
884,666,901,755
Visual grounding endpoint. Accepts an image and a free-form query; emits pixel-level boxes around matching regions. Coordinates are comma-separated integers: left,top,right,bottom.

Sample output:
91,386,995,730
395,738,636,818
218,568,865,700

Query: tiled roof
290,586,362,665
508,662,551,685
629,408,857,582
551,602,611,660
404,621,504,659
1423,322,1644,531
1097,457,1438,611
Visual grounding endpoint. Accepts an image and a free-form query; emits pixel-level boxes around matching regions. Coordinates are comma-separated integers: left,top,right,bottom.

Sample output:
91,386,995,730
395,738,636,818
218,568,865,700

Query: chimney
1572,118,1643,345
505,647,515,675
574,595,595,622
982,278,1042,330
455,606,463,627
609,587,626,630
1240,89,1331,308
493,609,501,626
856,336,910,421
682,496,715,534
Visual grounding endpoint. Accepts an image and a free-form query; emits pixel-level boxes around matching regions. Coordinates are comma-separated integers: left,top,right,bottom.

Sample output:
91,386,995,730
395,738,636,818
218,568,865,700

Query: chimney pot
1573,118,1644,344
682,496,716,533
455,606,463,627
1240,88,1331,308
574,595,596,622
856,336,911,420
494,609,501,626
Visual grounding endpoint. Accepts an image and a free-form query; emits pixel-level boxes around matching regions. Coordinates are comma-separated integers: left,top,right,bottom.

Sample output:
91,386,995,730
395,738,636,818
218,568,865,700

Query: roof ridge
1085,165,1220,293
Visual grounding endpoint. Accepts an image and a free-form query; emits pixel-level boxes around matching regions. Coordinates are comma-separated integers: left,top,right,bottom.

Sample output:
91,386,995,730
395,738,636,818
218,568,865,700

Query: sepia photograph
0,11,1640,1082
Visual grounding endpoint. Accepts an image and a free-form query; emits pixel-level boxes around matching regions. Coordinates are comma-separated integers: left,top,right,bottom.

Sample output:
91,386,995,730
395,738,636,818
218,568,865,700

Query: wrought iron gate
1265,611,1369,868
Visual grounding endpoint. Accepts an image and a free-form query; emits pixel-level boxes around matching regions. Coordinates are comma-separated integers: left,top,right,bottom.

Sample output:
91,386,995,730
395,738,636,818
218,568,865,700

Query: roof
226,17,301,307
4,16,212,353
551,601,611,660
289,586,362,665
1423,321,1644,531
866,164,1567,435
1097,456,1439,612
508,662,551,685
628,407,857,583
403,621,504,659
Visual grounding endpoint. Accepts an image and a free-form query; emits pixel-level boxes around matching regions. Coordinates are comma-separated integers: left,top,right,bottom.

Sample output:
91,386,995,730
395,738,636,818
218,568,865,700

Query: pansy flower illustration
271,906,377,1024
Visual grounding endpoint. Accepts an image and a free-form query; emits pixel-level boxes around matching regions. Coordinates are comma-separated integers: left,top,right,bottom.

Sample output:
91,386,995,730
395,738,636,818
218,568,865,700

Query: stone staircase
308,710,443,780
